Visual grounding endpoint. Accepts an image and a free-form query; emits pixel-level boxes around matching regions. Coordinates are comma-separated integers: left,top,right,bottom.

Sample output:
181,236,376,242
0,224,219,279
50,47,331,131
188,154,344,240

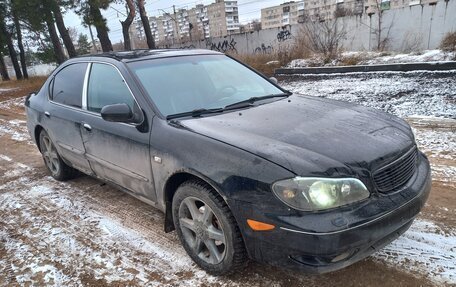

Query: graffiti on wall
254,44,273,54
179,45,196,49
277,27,292,42
206,38,238,53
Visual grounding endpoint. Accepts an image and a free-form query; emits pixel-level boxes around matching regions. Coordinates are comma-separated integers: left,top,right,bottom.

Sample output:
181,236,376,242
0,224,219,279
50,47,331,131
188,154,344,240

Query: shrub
440,32,456,52
297,18,347,62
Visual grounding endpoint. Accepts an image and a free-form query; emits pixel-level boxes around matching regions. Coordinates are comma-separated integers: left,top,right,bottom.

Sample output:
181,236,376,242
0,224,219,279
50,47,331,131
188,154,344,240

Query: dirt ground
0,79,455,286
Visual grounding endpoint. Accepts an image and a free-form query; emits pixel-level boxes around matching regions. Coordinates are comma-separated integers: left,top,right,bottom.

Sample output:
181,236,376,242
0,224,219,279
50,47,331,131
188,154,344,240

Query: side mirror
269,77,278,84
101,103,134,123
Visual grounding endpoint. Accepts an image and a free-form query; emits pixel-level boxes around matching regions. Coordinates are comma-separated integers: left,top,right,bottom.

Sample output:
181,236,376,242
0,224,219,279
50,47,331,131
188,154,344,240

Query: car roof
78,49,223,62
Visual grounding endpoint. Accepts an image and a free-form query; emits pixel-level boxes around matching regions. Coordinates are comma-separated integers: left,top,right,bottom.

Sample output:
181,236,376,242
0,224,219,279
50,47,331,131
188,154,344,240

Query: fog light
331,250,354,263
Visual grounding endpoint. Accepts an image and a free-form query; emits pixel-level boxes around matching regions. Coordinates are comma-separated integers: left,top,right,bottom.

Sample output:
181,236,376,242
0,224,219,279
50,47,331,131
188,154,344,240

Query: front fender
149,118,295,229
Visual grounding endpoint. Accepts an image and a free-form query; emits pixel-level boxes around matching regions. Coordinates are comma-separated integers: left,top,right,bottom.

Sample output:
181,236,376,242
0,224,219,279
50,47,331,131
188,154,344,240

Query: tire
39,130,79,181
172,180,248,275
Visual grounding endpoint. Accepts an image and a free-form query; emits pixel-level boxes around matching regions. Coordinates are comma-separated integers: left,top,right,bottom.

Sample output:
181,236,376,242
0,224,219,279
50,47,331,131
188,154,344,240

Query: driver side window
87,63,135,113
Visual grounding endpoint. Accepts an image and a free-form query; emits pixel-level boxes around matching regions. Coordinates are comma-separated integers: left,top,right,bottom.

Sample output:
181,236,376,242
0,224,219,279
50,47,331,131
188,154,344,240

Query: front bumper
232,152,431,273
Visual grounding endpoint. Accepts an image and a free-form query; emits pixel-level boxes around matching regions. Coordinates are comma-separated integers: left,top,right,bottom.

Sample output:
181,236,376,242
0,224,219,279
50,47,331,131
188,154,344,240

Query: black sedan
25,49,431,275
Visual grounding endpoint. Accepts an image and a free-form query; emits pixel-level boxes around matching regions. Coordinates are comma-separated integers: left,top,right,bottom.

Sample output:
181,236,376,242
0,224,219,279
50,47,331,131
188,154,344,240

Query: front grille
373,147,418,193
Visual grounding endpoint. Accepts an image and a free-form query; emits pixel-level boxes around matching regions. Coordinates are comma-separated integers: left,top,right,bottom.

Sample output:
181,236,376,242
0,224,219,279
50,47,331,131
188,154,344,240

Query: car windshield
128,54,284,117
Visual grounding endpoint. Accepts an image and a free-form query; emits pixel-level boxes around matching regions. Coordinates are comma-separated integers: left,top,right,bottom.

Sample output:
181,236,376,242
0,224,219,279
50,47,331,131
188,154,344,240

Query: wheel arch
34,124,45,152
163,170,229,233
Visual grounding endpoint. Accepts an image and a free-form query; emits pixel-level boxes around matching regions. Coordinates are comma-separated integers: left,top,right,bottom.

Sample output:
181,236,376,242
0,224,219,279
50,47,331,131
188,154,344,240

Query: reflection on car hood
178,95,415,176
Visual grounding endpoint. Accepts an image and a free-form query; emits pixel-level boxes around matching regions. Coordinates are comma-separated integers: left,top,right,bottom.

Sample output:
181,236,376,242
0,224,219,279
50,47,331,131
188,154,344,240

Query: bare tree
401,31,423,53
299,18,347,61
368,0,394,51
121,0,135,50
67,27,78,42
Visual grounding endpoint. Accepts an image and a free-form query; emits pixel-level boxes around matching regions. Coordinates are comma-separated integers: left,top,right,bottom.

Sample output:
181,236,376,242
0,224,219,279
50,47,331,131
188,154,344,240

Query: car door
43,62,93,175
80,62,156,202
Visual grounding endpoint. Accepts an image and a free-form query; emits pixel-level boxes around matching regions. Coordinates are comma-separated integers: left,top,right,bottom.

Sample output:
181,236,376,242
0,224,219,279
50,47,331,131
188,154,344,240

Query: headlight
272,177,370,211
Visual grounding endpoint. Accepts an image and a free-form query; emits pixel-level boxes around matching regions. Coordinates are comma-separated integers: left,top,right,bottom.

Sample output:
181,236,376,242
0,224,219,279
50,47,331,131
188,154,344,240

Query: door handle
44,111,50,117
83,123,92,131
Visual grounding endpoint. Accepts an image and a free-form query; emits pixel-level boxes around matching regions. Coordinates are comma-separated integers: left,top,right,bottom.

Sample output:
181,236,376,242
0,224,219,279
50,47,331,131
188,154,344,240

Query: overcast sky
64,0,287,43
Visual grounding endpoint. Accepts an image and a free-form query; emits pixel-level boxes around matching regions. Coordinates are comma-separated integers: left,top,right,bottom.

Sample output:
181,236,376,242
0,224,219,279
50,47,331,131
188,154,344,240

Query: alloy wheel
41,135,60,176
179,197,227,264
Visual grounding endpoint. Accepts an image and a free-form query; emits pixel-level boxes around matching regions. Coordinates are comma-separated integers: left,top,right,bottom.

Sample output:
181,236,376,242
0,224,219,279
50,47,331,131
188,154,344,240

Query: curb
275,61,456,75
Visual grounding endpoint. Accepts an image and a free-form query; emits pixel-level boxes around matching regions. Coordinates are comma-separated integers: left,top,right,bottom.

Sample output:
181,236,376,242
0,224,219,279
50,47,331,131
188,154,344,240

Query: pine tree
77,33,92,55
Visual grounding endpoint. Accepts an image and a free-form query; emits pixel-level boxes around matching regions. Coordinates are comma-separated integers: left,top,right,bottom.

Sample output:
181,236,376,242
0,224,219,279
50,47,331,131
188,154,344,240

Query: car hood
177,95,415,176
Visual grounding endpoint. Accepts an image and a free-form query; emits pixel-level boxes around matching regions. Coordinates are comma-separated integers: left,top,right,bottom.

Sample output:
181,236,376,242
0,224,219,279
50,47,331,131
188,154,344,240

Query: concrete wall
166,0,456,53
6,64,57,78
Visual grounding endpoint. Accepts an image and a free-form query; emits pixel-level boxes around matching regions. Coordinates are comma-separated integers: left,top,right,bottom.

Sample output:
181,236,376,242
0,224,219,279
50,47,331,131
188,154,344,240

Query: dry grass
0,76,47,102
231,53,281,77
440,32,456,59
230,42,311,76
338,52,376,66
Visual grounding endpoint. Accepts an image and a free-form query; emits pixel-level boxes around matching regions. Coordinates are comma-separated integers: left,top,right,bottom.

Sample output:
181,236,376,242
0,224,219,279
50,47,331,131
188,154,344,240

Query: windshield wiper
166,108,224,120
166,92,293,120
224,92,292,110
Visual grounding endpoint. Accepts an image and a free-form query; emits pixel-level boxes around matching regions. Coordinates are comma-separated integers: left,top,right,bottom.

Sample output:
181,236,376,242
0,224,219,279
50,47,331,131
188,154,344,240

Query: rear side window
51,63,87,108
87,63,134,113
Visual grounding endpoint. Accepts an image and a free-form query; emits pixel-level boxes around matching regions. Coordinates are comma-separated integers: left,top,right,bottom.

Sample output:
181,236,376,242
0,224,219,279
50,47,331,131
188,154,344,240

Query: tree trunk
137,0,155,49
0,20,23,80
12,9,28,79
121,0,135,51
45,12,66,64
0,52,10,81
53,4,77,58
89,2,113,52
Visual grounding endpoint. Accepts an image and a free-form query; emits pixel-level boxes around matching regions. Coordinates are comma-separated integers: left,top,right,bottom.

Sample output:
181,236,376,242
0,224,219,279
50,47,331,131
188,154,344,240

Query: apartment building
365,0,439,15
305,0,440,22
304,0,364,21
261,1,305,29
134,0,240,45
188,4,211,40
206,0,240,37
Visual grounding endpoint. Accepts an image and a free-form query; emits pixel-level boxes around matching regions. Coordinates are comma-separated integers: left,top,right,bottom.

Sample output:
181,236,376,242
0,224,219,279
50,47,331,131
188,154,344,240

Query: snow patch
374,219,456,284
287,50,455,68
412,127,456,160
3,163,32,178
0,154,12,161
281,71,456,119
0,88,17,92
0,96,26,110
0,118,31,142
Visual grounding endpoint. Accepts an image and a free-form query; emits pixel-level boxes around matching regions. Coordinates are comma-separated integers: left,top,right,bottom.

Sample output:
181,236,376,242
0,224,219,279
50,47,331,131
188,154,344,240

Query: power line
108,5,127,17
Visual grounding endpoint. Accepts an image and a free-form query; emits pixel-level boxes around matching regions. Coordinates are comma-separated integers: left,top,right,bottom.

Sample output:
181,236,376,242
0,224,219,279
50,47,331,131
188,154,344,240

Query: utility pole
173,5,180,43
88,24,98,52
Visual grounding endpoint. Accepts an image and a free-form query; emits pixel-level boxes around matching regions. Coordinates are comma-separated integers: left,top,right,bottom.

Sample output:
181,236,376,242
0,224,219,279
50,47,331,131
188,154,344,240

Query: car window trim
84,60,145,126
81,62,91,110
46,60,145,128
